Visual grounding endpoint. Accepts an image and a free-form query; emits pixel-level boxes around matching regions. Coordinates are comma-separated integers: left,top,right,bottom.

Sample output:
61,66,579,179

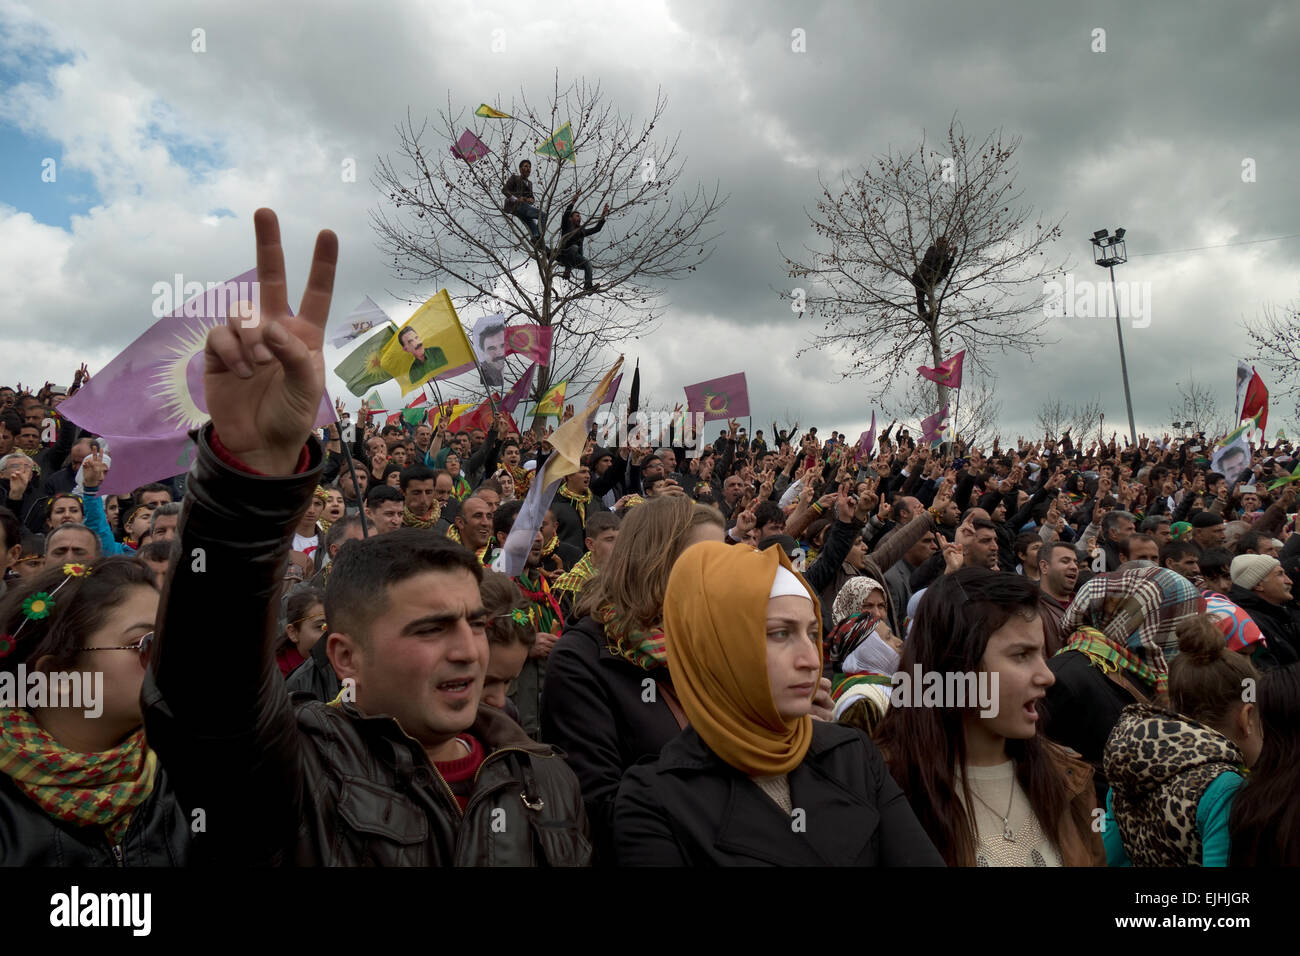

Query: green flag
535,122,575,164
334,324,397,396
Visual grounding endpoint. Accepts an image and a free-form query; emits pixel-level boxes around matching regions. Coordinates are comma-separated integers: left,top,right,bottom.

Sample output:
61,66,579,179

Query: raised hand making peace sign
203,209,337,475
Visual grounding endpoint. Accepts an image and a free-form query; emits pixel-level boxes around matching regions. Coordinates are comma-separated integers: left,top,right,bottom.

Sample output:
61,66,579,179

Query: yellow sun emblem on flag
703,392,729,414
153,319,216,430
507,327,536,352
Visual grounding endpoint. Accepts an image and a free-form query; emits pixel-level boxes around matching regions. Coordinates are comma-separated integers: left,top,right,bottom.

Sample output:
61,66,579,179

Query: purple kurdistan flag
600,373,622,406
858,411,877,460
451,129,491,164
59,269,335,495
920,405,949,446
501,362,537,414
683,372,750,422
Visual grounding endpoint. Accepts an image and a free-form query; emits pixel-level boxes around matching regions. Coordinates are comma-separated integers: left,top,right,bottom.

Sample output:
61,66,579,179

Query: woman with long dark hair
875,568,1103,866
1230,663,1300,865
0,557,189,864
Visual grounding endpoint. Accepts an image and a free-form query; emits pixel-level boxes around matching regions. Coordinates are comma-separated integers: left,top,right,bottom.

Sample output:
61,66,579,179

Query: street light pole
1108,262,1138,447
1091,227,1137,447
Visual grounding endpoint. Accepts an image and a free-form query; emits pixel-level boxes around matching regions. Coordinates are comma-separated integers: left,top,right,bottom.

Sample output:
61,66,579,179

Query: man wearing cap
1191,511,1226,551
1228,554,1300,667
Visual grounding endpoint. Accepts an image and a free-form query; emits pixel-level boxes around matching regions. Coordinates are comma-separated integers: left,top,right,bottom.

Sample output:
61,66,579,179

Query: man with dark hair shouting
144,209,591,866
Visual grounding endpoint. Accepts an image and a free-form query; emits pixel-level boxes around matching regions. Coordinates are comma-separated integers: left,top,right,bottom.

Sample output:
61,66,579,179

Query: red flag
450,129,491,164
504,324,553,365
1241,369,1269,434
448,399,494,434
917,349,965,389
683,372,750,422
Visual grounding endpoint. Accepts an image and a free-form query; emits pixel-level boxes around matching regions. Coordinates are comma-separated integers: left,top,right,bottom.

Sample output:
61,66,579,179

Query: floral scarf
595,603,667,671
0,708,158,843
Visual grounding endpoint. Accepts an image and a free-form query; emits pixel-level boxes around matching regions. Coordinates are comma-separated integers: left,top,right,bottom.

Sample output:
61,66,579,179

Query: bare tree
371,77,725,428
1244,293,1300,422
1169,376,1225,438
1034,399,1071,441
1068,397,1105,447
781,118,1069,411
1034,396,1106,444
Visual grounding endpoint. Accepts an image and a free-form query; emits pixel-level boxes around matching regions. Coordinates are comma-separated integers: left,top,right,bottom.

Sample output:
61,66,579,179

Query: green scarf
451,474,471,501
1060,626,1166,698
595,603,667,671
0,708,158,843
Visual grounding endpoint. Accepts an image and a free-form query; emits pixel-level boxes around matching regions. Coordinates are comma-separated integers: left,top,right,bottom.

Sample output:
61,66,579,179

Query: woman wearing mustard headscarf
613,541,943,866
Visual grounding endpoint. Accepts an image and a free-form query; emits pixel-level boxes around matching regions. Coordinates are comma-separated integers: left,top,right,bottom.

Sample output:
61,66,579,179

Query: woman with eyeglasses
0,557,190,865
276,588,326,678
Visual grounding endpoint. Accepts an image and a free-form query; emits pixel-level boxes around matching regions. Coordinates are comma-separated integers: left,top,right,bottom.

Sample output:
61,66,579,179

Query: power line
1127,232,1300,258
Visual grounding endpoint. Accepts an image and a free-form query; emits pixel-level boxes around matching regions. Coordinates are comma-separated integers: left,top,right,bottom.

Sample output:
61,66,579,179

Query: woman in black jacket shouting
0,558,189,865
613,541,943,866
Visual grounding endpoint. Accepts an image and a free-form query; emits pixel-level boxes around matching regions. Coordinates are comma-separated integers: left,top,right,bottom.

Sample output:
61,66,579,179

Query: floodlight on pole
1091,226,1137,446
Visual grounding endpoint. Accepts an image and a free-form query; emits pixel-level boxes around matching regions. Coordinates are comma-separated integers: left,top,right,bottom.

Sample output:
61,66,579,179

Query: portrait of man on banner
389,324,447,391
1211,438,1252,485
474,314,508,388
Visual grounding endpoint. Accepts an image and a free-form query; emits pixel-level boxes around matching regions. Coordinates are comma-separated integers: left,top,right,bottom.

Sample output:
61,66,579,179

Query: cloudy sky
1,0,1297,444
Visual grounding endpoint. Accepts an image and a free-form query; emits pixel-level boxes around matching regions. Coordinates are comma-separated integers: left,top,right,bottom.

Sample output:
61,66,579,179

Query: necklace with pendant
970,777,1017,842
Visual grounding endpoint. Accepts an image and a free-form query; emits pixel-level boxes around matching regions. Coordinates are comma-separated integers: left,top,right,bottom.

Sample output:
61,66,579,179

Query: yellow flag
547,360,624,483
380,290,477,395
536,380,568,415
474,103,512,119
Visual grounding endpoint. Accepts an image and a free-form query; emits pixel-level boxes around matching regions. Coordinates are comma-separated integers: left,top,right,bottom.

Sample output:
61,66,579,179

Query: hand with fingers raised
204,208,337,475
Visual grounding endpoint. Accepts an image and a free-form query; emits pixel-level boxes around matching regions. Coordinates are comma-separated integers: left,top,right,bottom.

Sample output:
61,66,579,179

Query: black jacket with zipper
0,765,191,866
142,424,591,866
614,723,944,866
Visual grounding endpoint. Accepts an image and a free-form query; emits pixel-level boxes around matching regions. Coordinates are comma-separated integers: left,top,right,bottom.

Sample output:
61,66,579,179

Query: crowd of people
2,208,1298,868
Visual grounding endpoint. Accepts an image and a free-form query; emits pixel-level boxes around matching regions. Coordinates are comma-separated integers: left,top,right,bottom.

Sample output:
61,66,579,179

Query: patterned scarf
1060,566,1203,681
451,474,471,501
553,552,597,598
595,603,667,671
509,465,532,497
541,533,560,559
1059,626,1166,698
0,708,158,843
515,569,564,635
403,503,442,529
558,485,593,525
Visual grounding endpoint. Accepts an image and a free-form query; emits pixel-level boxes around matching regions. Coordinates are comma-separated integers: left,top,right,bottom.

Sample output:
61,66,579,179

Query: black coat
614,723,944,866
1042,650,1151,803
284,630,342,702
550,491,609,554
0,765,191,866
539,615,682,864
1229,586,1300,666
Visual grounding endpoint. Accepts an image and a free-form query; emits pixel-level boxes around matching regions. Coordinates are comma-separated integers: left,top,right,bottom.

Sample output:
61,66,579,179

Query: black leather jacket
142,424,591,866
0,765,191,866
